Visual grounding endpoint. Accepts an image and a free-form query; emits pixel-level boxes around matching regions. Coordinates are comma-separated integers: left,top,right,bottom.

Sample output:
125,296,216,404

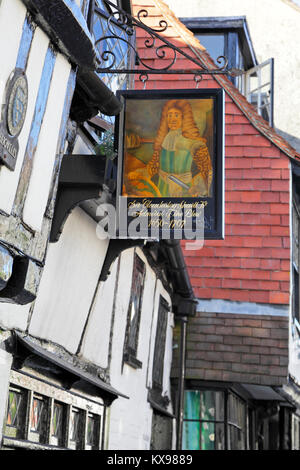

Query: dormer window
181,16,274,127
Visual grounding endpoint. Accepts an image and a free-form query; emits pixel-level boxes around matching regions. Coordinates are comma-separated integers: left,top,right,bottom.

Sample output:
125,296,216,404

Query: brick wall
172,311,289,386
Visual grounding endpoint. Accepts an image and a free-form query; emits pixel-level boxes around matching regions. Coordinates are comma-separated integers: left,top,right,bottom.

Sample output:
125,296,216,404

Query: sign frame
115,88,224,240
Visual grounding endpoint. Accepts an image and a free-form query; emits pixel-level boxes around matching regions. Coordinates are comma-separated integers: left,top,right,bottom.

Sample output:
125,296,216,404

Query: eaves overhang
12,332,129,405
21,0,100,70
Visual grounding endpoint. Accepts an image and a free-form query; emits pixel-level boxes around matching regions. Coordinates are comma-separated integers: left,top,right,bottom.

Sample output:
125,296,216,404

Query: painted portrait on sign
122,98,214,198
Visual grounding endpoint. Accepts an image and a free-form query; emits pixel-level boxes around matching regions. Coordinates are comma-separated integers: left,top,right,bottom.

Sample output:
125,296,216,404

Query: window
91,0,134,95
293,203,300,327
2,371,105,450
181,17,274,126
152,297,169,390
182,389,247,450
123,253,146,368
5,386,27,439
241,59,274,127
292,414,300,450
50,401,66,447
183,390,225,450
29,393,48,443
227,393,246,450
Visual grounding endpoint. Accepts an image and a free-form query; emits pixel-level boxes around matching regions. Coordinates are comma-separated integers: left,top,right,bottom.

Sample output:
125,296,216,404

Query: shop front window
183,389,246,450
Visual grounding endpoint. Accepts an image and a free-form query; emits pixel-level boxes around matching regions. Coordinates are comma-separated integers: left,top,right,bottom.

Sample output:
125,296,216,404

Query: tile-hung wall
0,0,75,302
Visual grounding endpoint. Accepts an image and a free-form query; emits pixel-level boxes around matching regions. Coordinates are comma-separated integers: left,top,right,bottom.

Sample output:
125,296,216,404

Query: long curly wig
147,100,212,188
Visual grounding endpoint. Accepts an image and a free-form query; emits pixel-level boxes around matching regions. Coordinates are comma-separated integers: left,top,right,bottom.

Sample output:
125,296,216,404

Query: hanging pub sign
115,89,224,241
0,68,28,171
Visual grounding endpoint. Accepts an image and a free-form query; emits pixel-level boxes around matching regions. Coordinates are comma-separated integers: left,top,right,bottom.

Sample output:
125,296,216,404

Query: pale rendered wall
108,248,174,450
28,208,109,354
22,53,71,231
79,259,119,369
164,0,300,149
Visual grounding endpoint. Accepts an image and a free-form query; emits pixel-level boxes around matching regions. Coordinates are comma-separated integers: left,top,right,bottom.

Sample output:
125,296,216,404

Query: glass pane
228,425,246,450
195,33,225,63
87,413,100,448
184,390,200,420
126,255,145,354
70,409,82,446
237,399,245,428
6,390,24,427
215,423,225,450
30,397,45,433
5,388,27,439
152,298,168,388
51,402,64,439
182,421,200,450
228,394,237,425
200,391,224,421
201,421,215,450
93,2,133,94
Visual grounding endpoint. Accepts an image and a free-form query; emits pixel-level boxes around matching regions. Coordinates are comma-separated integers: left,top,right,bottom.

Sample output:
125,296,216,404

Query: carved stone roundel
7,72,28,137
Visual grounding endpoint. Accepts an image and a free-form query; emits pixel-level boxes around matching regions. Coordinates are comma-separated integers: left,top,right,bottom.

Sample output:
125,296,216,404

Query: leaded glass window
93,0,134,94
69,408,83,449
29,394,48,443
5,387,27,439
50,401,65,447
123,253,146,366
152,297,169,390
86,412,101,449
3,376,104,450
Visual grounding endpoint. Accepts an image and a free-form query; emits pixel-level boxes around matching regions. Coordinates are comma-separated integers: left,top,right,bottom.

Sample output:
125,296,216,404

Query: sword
168,174,190,190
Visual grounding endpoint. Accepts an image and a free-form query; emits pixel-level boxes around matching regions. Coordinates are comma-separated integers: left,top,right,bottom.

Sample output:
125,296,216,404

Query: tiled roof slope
136,0,300,162
132,0,292,305
172,311,288,386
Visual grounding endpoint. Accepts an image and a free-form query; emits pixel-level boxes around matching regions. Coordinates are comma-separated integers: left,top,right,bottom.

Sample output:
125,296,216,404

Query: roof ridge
136,0,300,162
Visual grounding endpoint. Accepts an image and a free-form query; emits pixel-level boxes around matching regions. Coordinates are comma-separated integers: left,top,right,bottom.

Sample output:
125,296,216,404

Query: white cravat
162,129,182,151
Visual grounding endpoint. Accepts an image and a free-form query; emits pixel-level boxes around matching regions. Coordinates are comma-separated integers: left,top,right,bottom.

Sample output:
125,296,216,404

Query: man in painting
124,99,212,198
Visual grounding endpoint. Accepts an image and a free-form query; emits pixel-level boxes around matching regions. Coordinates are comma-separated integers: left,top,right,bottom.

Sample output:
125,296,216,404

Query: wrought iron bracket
94,0,242,83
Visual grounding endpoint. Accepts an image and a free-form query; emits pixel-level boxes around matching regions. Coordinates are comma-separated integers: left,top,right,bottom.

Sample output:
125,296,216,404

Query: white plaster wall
0,349,12,441
108,248,173,450
0,2,50,214
0,303,31,332
0,0,26,106
22,53,71,232
28,207,109,354
79,259,119,369
164,0,300,145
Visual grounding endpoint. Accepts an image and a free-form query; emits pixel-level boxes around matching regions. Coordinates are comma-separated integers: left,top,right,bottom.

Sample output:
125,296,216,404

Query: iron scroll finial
94,0,242,79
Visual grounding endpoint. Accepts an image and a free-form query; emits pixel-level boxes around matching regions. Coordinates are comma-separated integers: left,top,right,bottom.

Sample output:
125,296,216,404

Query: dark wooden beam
50,155,106,242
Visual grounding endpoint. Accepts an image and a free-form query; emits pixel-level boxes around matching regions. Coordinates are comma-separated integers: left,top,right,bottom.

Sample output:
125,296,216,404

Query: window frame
123,252,146,369
152,296,170,392
2,370,105,451
292,200,300,329
182,387,248,450
180,16,257,73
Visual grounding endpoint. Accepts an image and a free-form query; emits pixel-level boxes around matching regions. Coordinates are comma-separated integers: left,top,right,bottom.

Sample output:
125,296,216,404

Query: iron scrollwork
94,0,237,80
